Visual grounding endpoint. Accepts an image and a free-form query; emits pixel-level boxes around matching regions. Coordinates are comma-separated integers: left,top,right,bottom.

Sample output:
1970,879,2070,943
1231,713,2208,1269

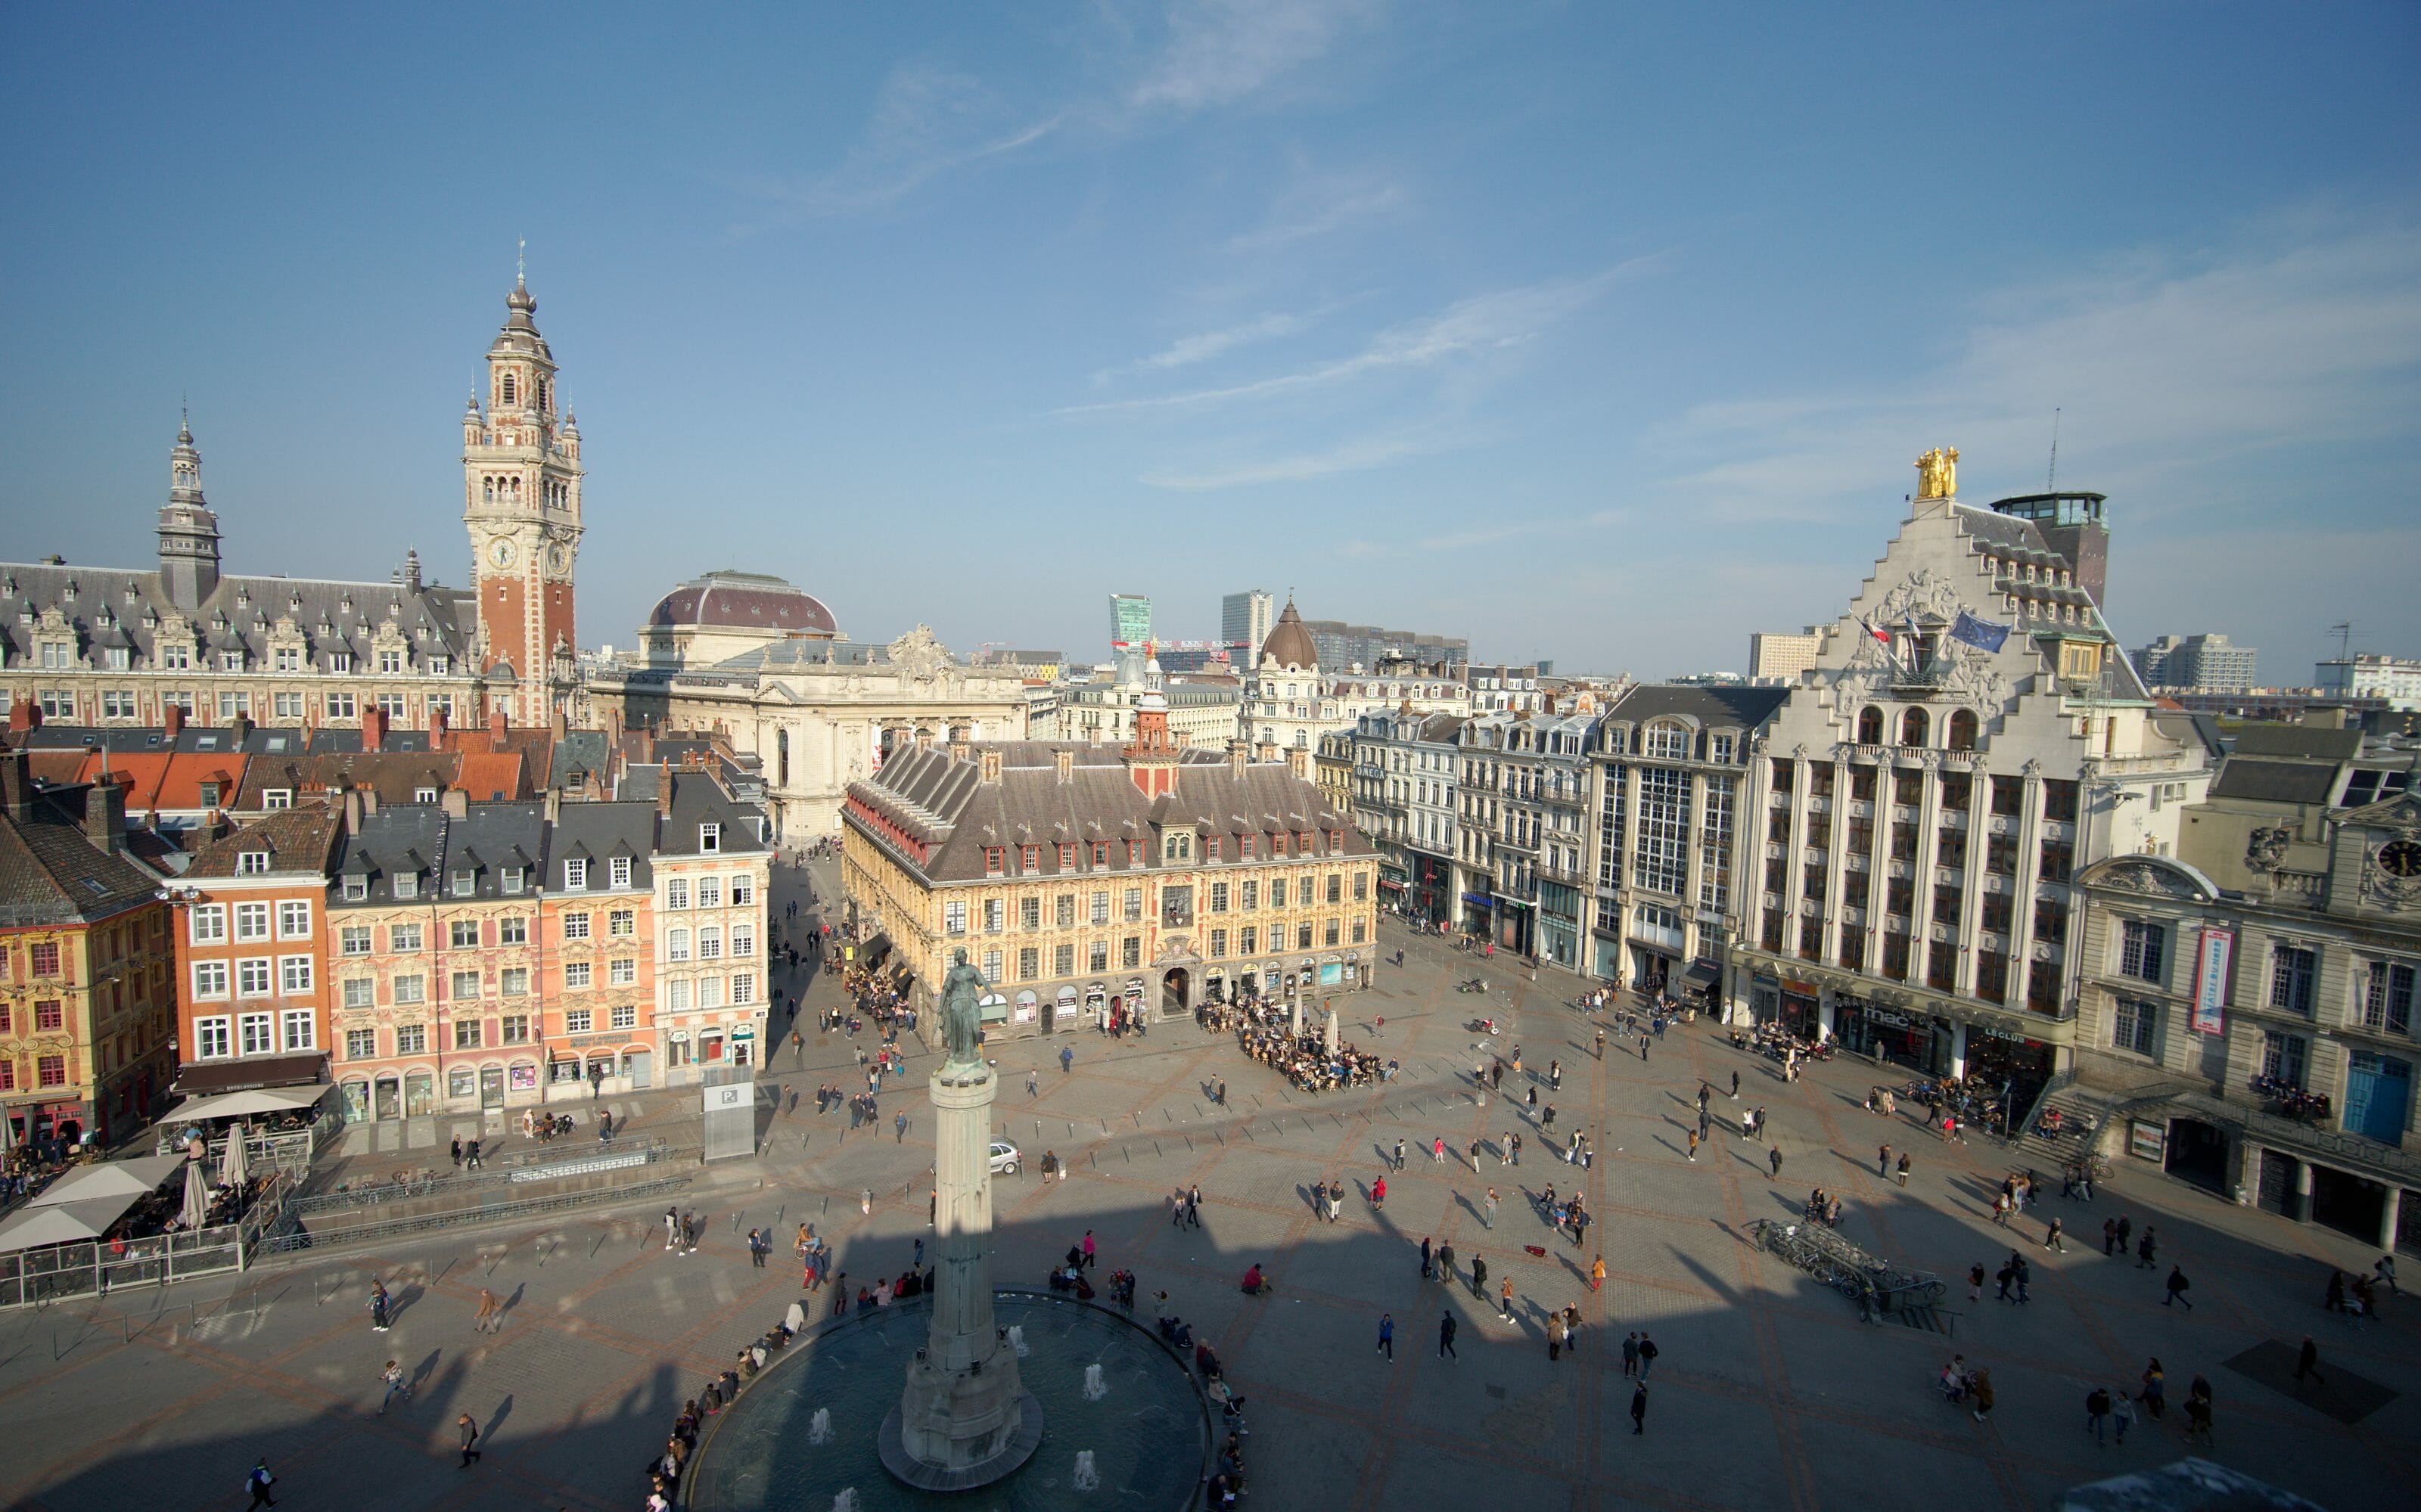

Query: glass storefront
1963,1026,2053,1115
1832,998,1953,1076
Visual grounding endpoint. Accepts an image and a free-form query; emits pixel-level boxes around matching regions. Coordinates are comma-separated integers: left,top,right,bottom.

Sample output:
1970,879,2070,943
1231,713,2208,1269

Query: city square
0,859,2406,1510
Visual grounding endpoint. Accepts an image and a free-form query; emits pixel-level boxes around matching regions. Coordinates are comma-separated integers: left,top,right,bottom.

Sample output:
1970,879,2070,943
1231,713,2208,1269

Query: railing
255,1172,695,1254
0,1173,287,1310
2168,1088,2421,1182
287,1138,685,1217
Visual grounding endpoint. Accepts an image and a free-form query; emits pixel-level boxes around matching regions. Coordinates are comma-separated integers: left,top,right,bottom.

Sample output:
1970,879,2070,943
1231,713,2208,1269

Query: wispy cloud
1226,180,1406,251
1129,0,1379,111
1127,310,1319,374
1655,218,2421,525
729,67,1061,225
1061,261,1650,418
1138,430,1446,490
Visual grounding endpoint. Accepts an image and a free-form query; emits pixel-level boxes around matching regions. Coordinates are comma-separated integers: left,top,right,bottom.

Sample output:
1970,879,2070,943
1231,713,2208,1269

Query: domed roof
1260,598,1317,669
648,570,838,637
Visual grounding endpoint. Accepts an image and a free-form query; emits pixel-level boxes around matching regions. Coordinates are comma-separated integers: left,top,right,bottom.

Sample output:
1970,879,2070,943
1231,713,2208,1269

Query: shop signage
701,1083,750,1115
1971,1025,2030,1044
2190,927,2232,1035
1780,980,1819,998
2127,1119,2167,1163
1866,1007,1920,1030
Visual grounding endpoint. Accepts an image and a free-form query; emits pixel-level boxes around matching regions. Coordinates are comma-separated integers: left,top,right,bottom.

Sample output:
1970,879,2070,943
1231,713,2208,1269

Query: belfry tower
463,261,583,725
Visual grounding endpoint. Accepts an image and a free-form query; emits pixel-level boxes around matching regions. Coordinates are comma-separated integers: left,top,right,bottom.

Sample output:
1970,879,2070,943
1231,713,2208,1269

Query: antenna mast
2047,408,2060,492
2329,621,2356,664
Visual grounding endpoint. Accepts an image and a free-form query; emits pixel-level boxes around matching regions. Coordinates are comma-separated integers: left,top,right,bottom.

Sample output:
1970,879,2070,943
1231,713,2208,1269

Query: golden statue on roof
1916,447,1959,500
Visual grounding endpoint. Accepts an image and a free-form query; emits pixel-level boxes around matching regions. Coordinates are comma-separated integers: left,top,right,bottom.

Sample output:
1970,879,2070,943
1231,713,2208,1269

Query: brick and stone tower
463,263,583,725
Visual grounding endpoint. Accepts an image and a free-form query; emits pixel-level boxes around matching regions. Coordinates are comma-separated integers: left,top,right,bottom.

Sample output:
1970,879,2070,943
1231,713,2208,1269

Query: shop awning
0,1196,138,1253
861,933,893,960
29,1153,189,1207
1681,961,1721,990
168,1085,334,1122
169,1054,328,1098
1378,878,1406,891
1462,893,1494,906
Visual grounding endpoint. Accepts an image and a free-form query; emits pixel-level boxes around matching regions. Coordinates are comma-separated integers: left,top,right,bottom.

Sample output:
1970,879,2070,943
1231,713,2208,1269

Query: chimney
1,740,33,822
342,786,364,836
978,750,1003,784
359,785,378,818
1255,738,1278,763
163,703,185,739
1054,748,1074,783
543,786,561,823
429,703,449,742
440,787,470,819
656,768,676,819
489,704,508,747
641,725,656,763
1286,747,1311,781
549,700,566,741
948,738,972,764
85,775,129,855
228,712,254,745
362,706,388,753
1228,739,1248,779
8,697,39,737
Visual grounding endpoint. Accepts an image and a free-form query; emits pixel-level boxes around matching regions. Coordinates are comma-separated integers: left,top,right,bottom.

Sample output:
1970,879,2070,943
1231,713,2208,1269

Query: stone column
884,1059,1040,1488
2292,1160,2314,1225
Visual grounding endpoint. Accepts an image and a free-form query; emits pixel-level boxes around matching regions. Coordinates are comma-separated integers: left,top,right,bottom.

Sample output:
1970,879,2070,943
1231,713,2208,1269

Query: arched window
1856,706,1883,744
501,372,517,406
1900,707,1929,747
536,377,549,412
481,477,495,503
1947,709,1978,752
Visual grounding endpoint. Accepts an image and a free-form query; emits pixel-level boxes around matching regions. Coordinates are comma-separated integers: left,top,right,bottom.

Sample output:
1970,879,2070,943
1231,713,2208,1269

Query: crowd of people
1224,998,1384,1092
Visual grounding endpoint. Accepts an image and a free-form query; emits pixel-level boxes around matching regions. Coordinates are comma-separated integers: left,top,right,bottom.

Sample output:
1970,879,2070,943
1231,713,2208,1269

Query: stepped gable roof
847,741,1367,884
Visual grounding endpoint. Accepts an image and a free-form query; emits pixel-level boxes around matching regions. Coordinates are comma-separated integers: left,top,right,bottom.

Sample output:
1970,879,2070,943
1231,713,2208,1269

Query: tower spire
516,237,526,290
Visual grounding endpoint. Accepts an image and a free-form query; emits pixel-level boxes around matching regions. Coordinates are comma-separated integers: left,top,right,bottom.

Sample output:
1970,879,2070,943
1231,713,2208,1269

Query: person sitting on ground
1240,1262,1267,1296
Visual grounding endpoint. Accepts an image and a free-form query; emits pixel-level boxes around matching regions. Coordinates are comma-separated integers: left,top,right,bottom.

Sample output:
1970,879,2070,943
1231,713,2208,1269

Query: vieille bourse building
841,694,1378,1042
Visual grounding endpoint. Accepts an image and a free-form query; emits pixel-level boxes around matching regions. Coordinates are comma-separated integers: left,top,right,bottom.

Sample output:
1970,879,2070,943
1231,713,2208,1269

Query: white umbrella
179,1157,211,1231
1323,1007,1340,1056
219,1123,250,1186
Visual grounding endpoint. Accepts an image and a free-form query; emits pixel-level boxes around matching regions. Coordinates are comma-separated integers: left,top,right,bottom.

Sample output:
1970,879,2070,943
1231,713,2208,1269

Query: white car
989,1140,1022,1176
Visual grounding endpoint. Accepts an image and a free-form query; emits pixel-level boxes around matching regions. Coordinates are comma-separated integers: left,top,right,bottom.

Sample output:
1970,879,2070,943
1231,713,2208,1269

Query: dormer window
328,652,352,674
564,858,589,890
235,850,270,875
610,855,632,887
263,789,293,810
414,787,439,804
393,871,418,900
501,866,525,894
342,875,368,902
450,868,476,897
380,650,404,675
699,822,721,853
198,781,222,808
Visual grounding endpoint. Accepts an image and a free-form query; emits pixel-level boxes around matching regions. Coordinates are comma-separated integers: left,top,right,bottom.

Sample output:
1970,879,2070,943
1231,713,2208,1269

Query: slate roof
1607,683,1791,731
657,768,769,857
549,729,612,790
329,803,544,906
2230,726,2363,761
546,800,657,893
848,742,1368,886
0,560,475,675
2210,759,2339,806
0,782,165,927
233,752,462,811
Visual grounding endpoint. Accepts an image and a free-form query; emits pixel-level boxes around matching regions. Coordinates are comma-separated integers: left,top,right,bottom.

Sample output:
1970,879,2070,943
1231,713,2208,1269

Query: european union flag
1949,610,2010,653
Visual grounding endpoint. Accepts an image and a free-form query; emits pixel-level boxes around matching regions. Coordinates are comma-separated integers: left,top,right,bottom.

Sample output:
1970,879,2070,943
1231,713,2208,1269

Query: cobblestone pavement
0,869,2411,1510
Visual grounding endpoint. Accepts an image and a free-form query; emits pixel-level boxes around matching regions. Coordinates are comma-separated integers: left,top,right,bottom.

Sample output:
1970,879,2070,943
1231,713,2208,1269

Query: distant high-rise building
1748,630,1823,684
2133,633,2258,693
1221,590,1273,668
1108,593,1152,651
2314,654,2421,711
1299,619,1468,672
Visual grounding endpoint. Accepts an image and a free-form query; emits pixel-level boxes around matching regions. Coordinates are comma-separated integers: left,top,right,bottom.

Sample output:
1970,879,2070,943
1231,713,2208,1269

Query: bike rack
1748,1219,1944,1321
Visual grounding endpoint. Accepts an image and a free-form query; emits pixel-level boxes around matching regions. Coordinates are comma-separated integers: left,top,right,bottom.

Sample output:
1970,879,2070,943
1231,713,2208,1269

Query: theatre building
1724,455,2211,1121
841,694,1377,1040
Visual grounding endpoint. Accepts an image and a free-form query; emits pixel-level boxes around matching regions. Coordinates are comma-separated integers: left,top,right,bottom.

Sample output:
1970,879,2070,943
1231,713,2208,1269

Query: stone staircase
2009,1081,2118,1172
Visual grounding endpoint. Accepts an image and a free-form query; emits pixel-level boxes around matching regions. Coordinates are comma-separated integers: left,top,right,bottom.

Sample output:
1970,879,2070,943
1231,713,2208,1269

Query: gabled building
170,800,346,1100
2072,727,2421,1248
1723,455,2211,1118
636,761,773,1082
540,799,657,1094
0,743,177,1148
1347,708,1465,927
842,696,1378,1039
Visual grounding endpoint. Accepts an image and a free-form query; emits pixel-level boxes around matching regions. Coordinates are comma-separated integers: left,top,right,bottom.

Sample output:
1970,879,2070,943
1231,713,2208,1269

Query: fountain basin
686,1290,1210,1511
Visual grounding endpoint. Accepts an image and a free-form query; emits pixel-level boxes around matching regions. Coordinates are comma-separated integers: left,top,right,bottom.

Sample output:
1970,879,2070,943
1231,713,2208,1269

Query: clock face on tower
489,539,517,569
2382,839,2421,880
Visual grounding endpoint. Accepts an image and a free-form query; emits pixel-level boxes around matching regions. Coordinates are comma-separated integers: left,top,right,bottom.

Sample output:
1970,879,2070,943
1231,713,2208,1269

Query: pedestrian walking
2111,1386,2135,1444
245,1460,278,1509
1969,1367,1995,1424
1082,1230,1096,1270
1372,1175,1387,1210
1394,1138,1406,1172
1896,1152,1910,1187
1550,1059,1562,1091
1061,1045,1074,1074
369,1279,391,1332
1433,1135,1447,1165
1500,1276,1515,1321
2045,1217,2064,1253
2116,1214,2134,1253
1754,1106,1768,1142
1640,1035,1650,1061
1189,1184,1204,1226
1622,1331,1639,1377
1468,1138,1482,1170
2378,1253,2401,1295
1377,1312,1394,1361
1879,1144,1891,1178
1437,1241,1454,1286
1548,1312,1566,1360
2138,1358,2167,1420
1630,1382,1649,1435
1421,1234,1432,1279
466,1138,482,1170
379,1359,410,1413
1992,1192,2011,1227
474,1288,500,1334
1636,1332,1658,1380
2294,1337,2325,1393
2137,1227,2157,1268
449,1136,462,1168
2084,1386,2111,1445
1437,1312,1458,1360
1769,1146,1783,1180
1472,1253,1487,1297
1686,1129,1698,1162
2102,1217,2118,1256
456,1413,483,1468
1027,1069,1039,1098
1730,1070,1740,1099
1484,1188,1498,1228
2164,1265,2193,1309
1591,1255,1606,1292
1968,1262,1984,1302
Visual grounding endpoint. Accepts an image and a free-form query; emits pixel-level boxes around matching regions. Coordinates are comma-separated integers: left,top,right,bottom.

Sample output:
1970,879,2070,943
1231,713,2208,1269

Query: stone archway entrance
1162,968,1190,1018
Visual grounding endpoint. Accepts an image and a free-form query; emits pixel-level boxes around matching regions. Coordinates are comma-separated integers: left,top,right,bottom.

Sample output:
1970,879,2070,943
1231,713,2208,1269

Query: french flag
1860,617,1891,647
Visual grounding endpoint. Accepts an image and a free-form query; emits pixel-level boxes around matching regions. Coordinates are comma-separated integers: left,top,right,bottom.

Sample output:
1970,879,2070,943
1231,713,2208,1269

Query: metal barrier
255,1173,695,1255
1748,1218,1944,1316
285,1138,688,1218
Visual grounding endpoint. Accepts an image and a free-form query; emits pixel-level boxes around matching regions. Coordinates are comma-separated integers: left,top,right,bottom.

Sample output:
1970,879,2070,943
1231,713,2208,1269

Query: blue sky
3,3,2416,681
